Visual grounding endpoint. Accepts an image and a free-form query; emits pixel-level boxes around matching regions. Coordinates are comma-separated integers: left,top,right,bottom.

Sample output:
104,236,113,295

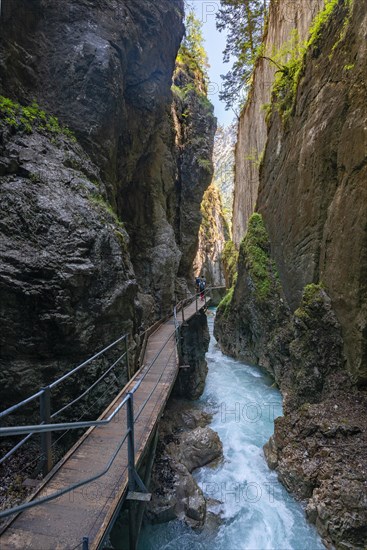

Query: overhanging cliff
0,1,216,406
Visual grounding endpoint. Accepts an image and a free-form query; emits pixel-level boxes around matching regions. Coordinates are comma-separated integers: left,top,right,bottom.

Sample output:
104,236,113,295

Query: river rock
175,427,223,473
146,397,223,530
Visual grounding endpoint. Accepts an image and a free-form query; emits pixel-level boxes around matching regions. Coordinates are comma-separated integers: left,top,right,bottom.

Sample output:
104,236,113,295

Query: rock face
0,124,137,406
172,59,217,284
193,184,229,287
212,123,236,229
259,0,367,385
0,1,216,405
215,1,367,547
232,0,324,245
174,309,210,400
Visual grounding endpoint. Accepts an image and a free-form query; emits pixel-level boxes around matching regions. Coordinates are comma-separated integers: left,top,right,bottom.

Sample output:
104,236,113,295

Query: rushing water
139,309,324,550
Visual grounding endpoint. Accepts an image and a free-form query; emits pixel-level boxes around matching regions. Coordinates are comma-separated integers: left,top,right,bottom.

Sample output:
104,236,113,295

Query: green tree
217,0,269,111
179,8,209,82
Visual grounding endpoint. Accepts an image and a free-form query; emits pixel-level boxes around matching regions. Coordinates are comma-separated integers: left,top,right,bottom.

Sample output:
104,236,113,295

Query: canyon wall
0,0,215,406
215,0,367,547
258,0,367,385
232,0,324,245
193,184,229,287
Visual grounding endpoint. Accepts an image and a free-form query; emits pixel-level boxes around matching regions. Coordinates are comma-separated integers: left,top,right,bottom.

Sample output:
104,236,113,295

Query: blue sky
191,1,235,126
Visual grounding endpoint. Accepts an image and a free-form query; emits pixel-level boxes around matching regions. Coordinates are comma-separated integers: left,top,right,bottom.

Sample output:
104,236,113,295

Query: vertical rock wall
232,0,324,246
193,184,229,287
215,2,367,546
258,0,367,384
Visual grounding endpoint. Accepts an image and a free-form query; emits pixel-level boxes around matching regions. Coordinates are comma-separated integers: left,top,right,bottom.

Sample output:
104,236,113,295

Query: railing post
127,392,135,491
125,335,130,380
181,302,185,324
40,386,52,476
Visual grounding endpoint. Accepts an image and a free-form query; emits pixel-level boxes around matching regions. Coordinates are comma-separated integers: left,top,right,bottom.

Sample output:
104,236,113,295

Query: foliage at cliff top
241,212,279,301
216,0,270,111
177,9,209,88
0,96,75,140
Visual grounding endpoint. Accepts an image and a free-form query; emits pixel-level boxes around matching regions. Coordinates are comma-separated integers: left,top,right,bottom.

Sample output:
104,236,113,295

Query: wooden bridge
0,296,210,549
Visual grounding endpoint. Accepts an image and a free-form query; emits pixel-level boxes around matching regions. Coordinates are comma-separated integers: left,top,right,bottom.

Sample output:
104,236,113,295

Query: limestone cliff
215,0,367,547
0,0,216,407
259,0,367,385
193,184,229,287
172,53,217,287
232,0,324,245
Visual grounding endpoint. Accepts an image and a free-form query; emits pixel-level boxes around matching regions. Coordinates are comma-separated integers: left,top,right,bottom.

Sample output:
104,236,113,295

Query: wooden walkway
0,299,207,549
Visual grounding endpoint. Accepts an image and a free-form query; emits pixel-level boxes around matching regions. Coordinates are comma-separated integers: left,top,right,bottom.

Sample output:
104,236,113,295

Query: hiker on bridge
195,275,201,294
199,275,206,301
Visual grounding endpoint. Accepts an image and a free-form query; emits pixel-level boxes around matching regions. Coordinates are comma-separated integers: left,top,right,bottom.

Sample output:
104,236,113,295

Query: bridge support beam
127,427,159,550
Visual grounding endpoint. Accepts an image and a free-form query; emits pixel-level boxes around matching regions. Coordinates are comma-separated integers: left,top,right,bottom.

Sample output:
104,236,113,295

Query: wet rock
0,128,138,407
174,310,210,400
263,435,278,470
176,427,223,473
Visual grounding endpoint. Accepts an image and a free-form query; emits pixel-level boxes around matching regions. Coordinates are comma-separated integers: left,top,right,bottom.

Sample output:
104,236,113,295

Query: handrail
49,334,128,390
51,350,126,419
0,327,177,438
0,334,129,421
0,321,179,521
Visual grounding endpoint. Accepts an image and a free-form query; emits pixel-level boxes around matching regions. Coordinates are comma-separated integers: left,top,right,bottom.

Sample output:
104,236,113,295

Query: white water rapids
139,309,324,550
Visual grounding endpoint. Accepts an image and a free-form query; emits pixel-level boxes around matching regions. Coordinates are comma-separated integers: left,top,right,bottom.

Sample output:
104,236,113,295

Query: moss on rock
241,213,279,301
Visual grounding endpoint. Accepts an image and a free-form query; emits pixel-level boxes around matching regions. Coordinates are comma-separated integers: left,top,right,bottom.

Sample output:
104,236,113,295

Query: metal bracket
126,491,152,502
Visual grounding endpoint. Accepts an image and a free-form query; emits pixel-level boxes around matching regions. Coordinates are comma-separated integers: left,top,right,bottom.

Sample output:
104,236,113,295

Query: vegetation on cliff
0,96,75,140
240,213,279,301
222,240,238,288
217,213,278,316
194,184,229,287
270,0,354,121
216,0,367,546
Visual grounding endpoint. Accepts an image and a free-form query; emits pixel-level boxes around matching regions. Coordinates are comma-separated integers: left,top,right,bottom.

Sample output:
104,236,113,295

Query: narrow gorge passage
139,310,324,550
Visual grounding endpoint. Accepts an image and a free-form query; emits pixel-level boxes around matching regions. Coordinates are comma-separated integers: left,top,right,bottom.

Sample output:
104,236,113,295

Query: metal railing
0,333,130,475
0,327,178,522
0,286,214,546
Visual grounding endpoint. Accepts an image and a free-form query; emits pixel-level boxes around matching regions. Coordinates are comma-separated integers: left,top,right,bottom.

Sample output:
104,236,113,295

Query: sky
191,1,235,127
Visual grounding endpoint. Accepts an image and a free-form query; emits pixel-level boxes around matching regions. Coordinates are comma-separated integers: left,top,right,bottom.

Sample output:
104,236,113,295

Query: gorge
0,0,366,549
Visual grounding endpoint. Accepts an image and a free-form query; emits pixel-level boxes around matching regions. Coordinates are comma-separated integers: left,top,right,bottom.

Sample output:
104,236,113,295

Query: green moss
0,96,76,141
217,287,234,318
89,193,124,227
197,158,212,172
222,240,238,289
307,0,339,48
294,283,325,319
114,229,128,253
270,0,351,123
241,213,279,301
